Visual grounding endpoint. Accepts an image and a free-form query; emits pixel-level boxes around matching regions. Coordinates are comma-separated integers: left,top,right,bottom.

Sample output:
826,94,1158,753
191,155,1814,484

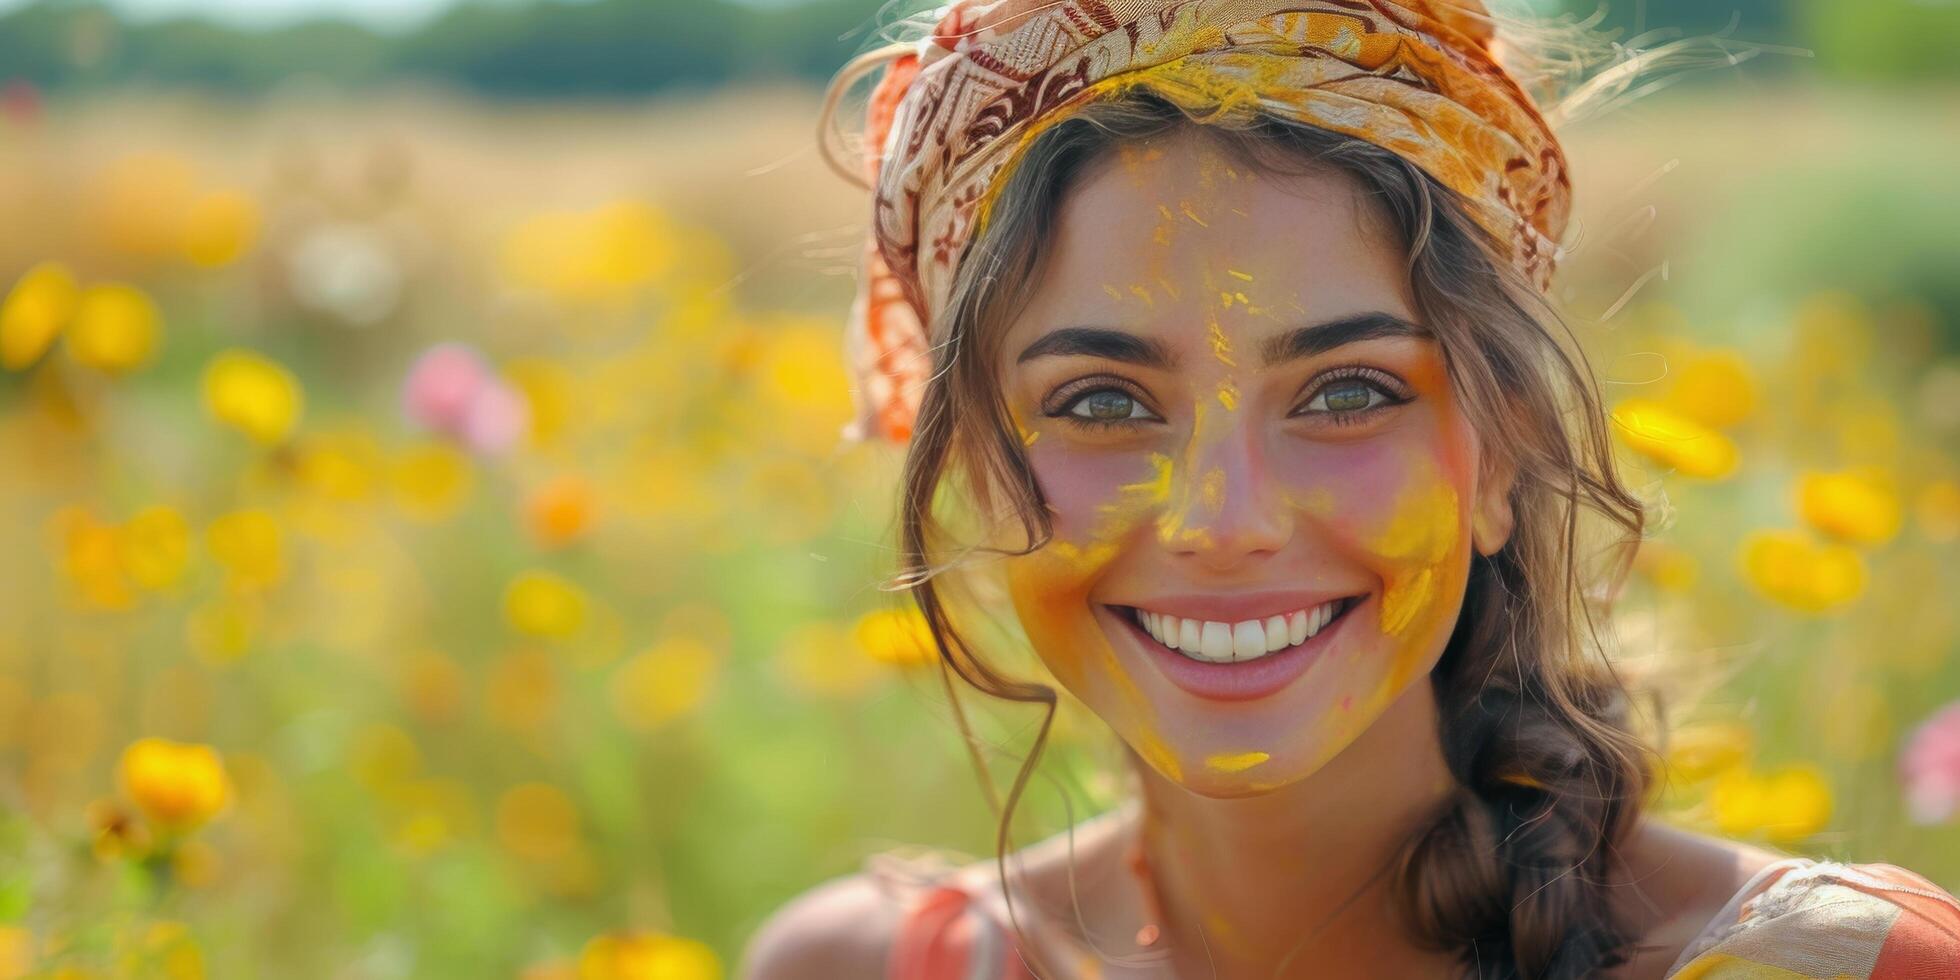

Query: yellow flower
1,261,79,370
202,349,303,446
67,283,161,374
1797,469,1902,546
1710,765,1833,843
1663,722,1753,784
853,606,938,668
503,570,588,638
50,504,136,611
759,320,855,453
500,201,672,307
204,509,284,592
506,357,576,449
1738,528,1866,614
578,932,722,980
610,637,720,730
0,924,32,979
84,152,199,260
293,429,382,503
180,188,260,268
1610,398,1738,479
118,738,230,831
1663,347,1758,429
389,441,474,522
120,505,193,591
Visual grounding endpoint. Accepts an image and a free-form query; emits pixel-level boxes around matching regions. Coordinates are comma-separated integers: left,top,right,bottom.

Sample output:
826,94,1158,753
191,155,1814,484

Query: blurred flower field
0,83,1957,978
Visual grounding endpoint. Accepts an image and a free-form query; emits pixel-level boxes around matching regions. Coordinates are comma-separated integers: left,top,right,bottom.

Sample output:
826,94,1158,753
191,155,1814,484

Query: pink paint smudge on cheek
1339,695,1353,712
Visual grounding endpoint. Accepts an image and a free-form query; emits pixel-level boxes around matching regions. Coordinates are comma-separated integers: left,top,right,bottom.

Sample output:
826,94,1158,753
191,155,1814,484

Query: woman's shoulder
738,846,1026,980
739,861,913,980
1664,855,1960,979
739,807,1138,980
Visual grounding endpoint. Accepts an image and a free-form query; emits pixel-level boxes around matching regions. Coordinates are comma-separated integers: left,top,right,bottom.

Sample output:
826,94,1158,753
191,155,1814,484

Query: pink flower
1901,700,1960,825
401,342,527,455
461,378,527,455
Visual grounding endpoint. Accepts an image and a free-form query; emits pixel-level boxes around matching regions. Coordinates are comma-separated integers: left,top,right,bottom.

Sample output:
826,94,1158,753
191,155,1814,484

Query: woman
746,2,1960,977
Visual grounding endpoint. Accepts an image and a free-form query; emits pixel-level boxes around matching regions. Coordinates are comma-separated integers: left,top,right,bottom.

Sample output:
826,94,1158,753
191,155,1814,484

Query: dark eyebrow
1259,312,1426,367
1015,327,1176,369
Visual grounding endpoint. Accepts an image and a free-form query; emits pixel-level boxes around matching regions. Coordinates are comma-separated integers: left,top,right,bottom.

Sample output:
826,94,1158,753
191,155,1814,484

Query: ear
1471,450,1516,557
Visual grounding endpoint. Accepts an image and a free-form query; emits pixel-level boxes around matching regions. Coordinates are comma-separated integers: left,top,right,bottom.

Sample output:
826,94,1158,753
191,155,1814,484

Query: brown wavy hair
885,90,1660,979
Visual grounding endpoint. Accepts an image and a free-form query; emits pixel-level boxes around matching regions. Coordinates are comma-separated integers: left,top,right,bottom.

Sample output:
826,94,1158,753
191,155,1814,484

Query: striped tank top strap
885,881,1035,980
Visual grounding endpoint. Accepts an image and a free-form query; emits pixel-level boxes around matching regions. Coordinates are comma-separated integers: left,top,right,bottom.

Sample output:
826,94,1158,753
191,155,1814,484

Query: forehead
1006,128,1415,351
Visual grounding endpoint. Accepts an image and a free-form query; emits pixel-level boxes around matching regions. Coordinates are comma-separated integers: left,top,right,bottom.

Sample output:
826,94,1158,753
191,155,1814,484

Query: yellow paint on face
1370,477,1461,638
1204,750,1270,773
1200,467,1226,516
1179,201,1209,227
1227,268,1254,282
1216,377,1240,411
1205,314,1235,367
1128,283,1155,307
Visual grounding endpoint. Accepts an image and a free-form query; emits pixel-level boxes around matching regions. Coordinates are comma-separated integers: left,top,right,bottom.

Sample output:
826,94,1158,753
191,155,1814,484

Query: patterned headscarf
827,0,1571,444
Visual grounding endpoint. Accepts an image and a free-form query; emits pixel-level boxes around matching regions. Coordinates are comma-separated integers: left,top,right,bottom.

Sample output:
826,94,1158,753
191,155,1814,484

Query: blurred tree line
0,0,1954,98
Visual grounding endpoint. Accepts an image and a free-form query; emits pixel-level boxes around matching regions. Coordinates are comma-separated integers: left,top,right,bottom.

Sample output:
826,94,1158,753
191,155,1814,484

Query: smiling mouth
1109,596,1363,665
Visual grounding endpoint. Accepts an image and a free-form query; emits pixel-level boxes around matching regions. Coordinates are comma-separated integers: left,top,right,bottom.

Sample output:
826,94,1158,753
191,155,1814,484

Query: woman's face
995,130,1513,797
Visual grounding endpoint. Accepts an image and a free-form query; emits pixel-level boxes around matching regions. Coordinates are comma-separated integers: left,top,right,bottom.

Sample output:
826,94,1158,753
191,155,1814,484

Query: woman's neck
1129,679,1462,978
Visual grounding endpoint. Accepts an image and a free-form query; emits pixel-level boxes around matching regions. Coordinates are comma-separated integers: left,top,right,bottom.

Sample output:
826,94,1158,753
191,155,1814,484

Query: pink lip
1106,595,1364,702
1115,588,1359,624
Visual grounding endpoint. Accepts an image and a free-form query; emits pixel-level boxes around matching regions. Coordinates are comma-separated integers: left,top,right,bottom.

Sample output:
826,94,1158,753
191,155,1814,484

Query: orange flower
524,474,596,548
118,738,230,832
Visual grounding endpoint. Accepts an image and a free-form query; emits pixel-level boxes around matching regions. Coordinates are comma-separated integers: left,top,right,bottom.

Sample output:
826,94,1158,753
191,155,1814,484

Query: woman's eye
1297,378,1394,417
1069,389,1153,422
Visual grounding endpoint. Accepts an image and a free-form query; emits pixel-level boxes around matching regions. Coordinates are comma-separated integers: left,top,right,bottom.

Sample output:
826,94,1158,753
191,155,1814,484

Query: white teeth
1131,599,1347,664
1200,621,1233,661
1231,620,1265,661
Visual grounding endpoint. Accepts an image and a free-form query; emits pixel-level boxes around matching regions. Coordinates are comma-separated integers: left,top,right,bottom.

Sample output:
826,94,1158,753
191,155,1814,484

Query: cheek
1000,447,1168,675
1280,416,1476,671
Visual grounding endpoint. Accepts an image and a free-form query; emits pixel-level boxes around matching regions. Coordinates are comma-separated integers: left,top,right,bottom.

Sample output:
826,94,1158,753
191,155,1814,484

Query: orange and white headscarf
825,0,1571,444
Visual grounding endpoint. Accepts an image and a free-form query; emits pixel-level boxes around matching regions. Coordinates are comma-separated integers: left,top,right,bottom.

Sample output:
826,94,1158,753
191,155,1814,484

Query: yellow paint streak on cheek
1372,480,1461,638
1200,467,1225,516
1204,750,1269,773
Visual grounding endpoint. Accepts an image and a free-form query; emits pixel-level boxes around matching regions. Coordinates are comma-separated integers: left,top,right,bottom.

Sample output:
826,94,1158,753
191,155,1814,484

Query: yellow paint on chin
1204,750,1270,773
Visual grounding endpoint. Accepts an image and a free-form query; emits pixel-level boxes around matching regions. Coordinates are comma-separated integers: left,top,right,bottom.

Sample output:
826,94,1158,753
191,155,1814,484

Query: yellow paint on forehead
1204,750,1270,773
1179,201,1209,227
1228,269,1255,282
1128,283,1155,307
1216,377,1240,412
1205,315,1235,367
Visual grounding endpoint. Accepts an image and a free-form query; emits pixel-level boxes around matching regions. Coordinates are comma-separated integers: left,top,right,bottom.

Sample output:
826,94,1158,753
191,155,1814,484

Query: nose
1159,416,1293,570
